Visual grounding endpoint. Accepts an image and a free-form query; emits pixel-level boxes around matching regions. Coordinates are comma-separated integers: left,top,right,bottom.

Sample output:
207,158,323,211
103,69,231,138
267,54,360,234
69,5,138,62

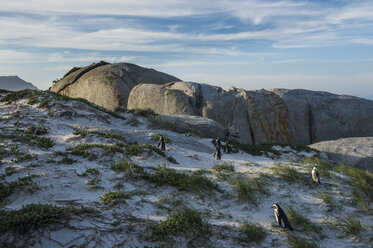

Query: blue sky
1,0,373,98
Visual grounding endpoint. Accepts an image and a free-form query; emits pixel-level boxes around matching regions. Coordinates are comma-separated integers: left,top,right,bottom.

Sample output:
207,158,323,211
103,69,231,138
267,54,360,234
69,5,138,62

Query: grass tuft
150,133,171,143
0,204,95,233
238,222,267,244
99,191,125,206
286,206,320,234
154,207,209,240
230,176,268,205
288,236,319,248
271,163,302,182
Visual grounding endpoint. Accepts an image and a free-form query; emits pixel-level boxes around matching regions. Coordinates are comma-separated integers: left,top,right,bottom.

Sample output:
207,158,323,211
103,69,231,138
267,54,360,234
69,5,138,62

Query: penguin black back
271,203,293,231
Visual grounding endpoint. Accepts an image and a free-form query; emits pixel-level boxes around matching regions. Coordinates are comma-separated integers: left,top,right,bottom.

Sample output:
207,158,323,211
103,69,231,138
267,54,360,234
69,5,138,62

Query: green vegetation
286,206,320,234
111,162,219,195
0,204,95,233
150,133,171,143
335,216,363,237
49,92,126,120
304,157,333,178
67,143,124,160
25,125,49,135
0,175,36,202
271,163,304,182
238,222,267,244
154,207,209,240
335,164,373,201
27,94,39,105
125,143,178,164
150,165,220,195
14,153,37,163
0,90,34,104
319,192,334,211
0,132,54,149
230,175,268,206
73,130,126,142
111,161,145,178
212,162,234,180
287,236,319,248
77,168,100,177
5,166,17,176
38,97,51,108
63,66,81,78
99,191,125,206
130,108,157,118
58,156,77,165
86,178,102,190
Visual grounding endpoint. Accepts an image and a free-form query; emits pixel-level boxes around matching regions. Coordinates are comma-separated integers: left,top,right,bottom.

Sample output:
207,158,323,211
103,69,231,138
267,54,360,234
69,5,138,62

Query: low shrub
99,191,125,206
231,176,268,206
238,222,267,244
287,236,318,248
150,133,171,143
0,204,95,233
335,216,363,237
154,207,209,239
0,175,36,202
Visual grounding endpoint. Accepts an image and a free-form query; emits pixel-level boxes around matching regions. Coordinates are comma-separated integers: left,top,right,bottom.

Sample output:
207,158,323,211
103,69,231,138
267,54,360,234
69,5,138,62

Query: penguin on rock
271,203,293,231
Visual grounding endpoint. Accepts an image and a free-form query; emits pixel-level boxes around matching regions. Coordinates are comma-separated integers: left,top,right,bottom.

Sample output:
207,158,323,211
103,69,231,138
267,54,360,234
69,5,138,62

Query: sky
1,0,373,98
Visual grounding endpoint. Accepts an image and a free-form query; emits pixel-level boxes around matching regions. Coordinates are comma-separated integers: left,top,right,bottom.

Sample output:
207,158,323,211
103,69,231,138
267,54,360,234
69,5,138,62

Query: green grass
67,143,124,160
125,143,178,164
130,108,157,118
77,168,100,177
27,94,39,105
0,204,95,233
150,133,171,143
154,207,209,240
25,125,49,135
212,162,234,180
111,161,146,178
0,133,54,149
335,164,373,201
0,175,36,202
287,236,319,248
304,157,333,178
352,190,371,213
0,90,34,104
150,165,220,195
335,216,363,237
238,222,267,244
48,92,126,120
230,176,268,206
319,192,334,211
58,156,77,165
86,178,102,190
37,97,51,108
99,191,125,206
271,163,305,182
5,166,17,176
73,130,126,142
286,206,320,234
14,153,37,163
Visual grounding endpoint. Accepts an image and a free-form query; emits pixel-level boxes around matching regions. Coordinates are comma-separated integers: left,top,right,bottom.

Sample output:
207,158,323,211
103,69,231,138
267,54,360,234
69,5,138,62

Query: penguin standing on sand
213,146,221,160
271,203,293,231
223,141,231,154
158,136,165,151
215,138,221,150
311,166,320,184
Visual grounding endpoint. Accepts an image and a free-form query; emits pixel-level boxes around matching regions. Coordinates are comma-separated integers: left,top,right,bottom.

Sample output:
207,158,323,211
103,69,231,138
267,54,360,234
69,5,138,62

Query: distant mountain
0,76,38,91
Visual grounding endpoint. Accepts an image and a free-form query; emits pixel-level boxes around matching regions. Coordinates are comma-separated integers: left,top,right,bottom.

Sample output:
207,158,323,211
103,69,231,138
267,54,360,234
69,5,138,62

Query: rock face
151,114,229,139
310,137,373,171
50,62,180,111
0,76,38,91
128,81,373,145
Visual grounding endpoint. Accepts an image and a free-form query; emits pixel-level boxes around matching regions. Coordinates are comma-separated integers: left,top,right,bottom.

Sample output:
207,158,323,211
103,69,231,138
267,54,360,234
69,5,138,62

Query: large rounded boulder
127,81,373,145
50,62,180,111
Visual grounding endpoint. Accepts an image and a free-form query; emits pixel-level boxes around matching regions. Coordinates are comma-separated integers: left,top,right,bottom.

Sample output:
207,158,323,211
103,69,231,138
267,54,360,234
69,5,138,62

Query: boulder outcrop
128,81,373,145
50,62,180,111
310,137,373,171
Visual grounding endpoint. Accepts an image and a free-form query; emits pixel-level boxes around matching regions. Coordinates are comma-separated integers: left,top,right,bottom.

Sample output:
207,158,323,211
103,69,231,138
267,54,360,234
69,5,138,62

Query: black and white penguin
311,166,320,184
271,203,293,231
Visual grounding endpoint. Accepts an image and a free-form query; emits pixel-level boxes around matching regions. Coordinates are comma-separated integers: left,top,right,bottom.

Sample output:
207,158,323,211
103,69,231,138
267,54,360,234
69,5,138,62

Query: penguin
215,138,221,150
271,203,293,231
311,166,320,184
158,136,165,151
223,141,231,154
213,146,221,160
